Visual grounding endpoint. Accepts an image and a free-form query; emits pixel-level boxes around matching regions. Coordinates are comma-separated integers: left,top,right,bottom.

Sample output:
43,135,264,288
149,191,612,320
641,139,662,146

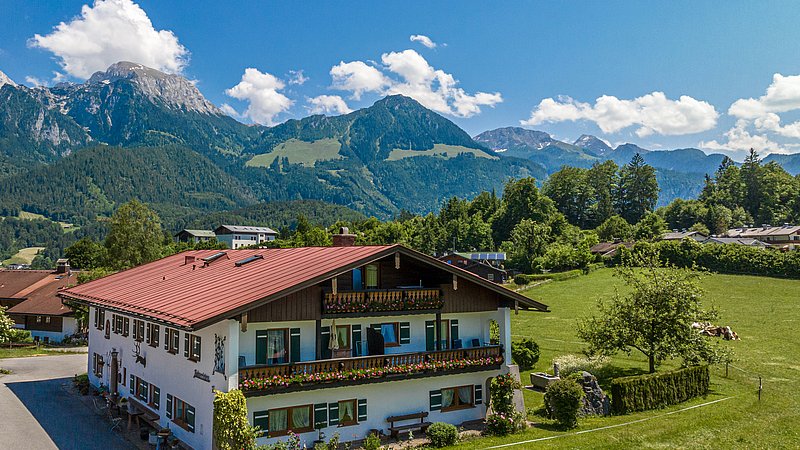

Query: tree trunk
649,354,656,373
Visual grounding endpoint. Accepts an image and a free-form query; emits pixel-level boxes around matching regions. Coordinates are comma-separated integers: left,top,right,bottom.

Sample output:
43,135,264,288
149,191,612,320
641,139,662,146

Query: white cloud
521,92,719,137
307,95,352,115
29,0,188,79
225,68,293,126
24,76,46,87
330,49,502,118
729,74,800,119
288,69,308,86
409,34,437,49
699,119,793,154
219,103,240,118
330,61,390,100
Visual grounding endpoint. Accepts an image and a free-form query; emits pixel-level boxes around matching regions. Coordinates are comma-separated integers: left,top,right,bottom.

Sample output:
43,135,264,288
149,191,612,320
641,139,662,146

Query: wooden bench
386,412,431,439
126,397,160,430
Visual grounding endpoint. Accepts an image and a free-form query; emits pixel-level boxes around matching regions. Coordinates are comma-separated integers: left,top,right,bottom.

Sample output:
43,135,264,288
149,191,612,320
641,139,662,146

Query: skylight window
235,255,263,267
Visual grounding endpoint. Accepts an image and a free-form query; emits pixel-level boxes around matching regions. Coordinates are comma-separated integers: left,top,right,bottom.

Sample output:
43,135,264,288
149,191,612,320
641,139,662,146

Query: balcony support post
315,319,322,360
435,312,442,351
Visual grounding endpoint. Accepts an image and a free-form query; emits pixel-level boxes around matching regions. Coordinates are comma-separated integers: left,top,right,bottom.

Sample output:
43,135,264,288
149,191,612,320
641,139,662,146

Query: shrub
511,338,540,371
490,374,520,415
544,377,584,429
484,411,526,436
611,365,709,414
513,274,530,285
363,432,381,450
426,422,458,447
73,373,90,395
553,354,610,376
6,328,33,343
213,389,259,450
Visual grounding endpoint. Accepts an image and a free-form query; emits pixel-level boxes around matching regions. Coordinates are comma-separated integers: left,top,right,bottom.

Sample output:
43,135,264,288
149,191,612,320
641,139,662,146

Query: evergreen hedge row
610,365,709,414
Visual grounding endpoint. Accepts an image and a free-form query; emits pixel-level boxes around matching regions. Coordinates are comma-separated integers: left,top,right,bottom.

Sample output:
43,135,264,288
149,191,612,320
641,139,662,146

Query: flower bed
239,355,503,392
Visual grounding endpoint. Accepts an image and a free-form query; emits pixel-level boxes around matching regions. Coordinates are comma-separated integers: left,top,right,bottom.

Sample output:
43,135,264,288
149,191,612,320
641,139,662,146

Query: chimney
184,255,196,265
332,227,356,247
55,259,70,274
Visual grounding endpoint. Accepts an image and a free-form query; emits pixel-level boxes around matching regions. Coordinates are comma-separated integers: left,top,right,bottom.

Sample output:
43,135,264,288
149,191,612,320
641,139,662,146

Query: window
335,325,351,350
441,386,474,411
92,353,104,377
487,273,495,281
45,316,51,324
165,328,180,354
365,264,379,289
147,323,160,348
380,323,399,347
122,317,130,337
94,308,105,330
36,316,42,323
266,405,313,436
186,334,201,362
136,377,149,403
338,400,357,426
133,319,145,342
266,329,288,365
439,320,450,350
113,314,123,334
170,396,196,433
133,376,161,410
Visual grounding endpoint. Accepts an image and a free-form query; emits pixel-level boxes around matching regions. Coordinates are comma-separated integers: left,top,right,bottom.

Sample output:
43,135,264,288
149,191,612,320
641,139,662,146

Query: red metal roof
6,272,76,317
60,246,396,329
0,270,53,298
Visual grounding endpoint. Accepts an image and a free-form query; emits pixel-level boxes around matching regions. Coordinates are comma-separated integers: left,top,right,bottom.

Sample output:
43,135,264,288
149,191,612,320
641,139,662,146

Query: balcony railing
239,345,503,395
323,288,443,315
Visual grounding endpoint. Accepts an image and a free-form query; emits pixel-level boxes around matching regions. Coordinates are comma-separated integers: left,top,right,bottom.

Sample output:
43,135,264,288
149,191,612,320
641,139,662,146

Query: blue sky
3,0,800,157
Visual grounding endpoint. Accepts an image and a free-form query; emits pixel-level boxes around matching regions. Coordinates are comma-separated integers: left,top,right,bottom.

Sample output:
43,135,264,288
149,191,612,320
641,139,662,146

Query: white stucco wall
87,307,238,450
27,316,79,343
248,369,501,447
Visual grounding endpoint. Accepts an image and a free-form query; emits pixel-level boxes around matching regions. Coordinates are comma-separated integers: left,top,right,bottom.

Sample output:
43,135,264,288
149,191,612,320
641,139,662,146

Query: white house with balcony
60,237,547,450
213,225,278,249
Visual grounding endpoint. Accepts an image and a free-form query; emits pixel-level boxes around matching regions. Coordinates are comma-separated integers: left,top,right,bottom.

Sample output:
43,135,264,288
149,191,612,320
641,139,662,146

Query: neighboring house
662,230,708,242
60,239,547,450
438,253,507,283
702,237,770,248
174,229,216,244
214,225,278,249
1,265,80,343
725,225,800,250
589,241,634,258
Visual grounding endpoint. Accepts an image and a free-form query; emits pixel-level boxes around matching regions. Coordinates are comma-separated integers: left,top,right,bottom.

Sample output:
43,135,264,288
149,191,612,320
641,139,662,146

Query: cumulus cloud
288,69,308,86
219,103,241,118
330,49,502,118
225,68,293,126
521,92,719,137
700,119,792,154
24,76,47,87
29,0,188,79
307,95,352,115
410,34,437,49
729,74,800,119
330,61,391,100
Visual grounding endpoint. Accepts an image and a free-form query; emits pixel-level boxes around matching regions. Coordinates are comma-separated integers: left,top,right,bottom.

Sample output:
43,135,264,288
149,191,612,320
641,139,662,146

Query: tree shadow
5,378,132,450
593,365,649,390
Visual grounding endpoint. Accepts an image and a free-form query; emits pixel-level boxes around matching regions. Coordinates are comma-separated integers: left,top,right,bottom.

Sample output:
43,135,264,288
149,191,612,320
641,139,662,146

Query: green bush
490,374,520,415
6,328,32,343
484,411,526,436
544,377,584,429
426,422,458,447
610,365,709,414
511,338,540,371
552,354,610,376
363,432,381,450
513,274,530,285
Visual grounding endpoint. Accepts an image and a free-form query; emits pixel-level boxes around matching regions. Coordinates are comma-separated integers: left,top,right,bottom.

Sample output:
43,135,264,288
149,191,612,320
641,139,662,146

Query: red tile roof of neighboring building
6,272,76,316
0,270,53,298
60,245,548,330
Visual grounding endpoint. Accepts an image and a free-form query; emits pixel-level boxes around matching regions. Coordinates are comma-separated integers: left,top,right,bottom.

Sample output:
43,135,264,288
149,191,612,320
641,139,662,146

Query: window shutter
173,330,180,354
425,320,435,351
370,324,381,334
314,403,328,429
450,319,459,345
152,386,160,408
429,390,442,410
253,410,269,434
399,322,410,345
328,402,339,426
255,330,267,365
129,374,135,391
320,326,331,359
94,309,98,328
123,318,129,336
290,328,301,363
351,325,362,357
357,399,367,422
166,394,173,419
164,328,169,351
195,336,201,361
145,323,150,343
475,385,483,405
186,405,195,432
184,333,190,358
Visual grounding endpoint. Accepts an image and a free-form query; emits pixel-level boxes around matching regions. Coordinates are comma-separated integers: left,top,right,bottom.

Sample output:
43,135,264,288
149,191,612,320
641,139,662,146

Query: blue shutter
129,374,135,392
351,325,362,357
425,321,435,351
166,394,173,419
357,399,367,422
314,403,328,429
256,330,267,365
475,385,483,405
186,405,195,432
399,322,410,345
253,410,269,435
290,328,301,363
430,390,442,410
328,402,339,426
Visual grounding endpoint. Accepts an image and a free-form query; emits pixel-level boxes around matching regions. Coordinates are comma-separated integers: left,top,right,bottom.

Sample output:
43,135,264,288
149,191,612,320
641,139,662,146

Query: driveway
0,354,134,450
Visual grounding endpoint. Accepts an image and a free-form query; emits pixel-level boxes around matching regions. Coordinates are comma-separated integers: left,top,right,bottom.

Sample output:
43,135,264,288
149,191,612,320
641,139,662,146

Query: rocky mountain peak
574,134,612,155
473,127,560,151
0,70,16,88
86,61,220,115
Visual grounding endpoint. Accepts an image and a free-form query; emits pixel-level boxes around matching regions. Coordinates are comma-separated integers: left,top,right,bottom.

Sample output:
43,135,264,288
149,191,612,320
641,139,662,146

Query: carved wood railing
323,288,443,315
239,345,503,383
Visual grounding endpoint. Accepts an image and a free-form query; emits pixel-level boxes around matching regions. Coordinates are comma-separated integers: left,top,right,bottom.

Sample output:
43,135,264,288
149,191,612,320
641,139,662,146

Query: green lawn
387,144,498,161
2,246,45,266
0,346,86,359
246,138,343,167
453,269,799,449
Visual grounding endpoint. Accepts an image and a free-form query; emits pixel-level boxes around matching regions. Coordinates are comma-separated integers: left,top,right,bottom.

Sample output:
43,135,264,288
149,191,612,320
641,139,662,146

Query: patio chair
92,397,109,412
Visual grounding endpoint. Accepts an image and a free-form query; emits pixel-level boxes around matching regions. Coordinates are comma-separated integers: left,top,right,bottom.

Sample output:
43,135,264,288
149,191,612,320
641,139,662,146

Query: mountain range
2,61,800,226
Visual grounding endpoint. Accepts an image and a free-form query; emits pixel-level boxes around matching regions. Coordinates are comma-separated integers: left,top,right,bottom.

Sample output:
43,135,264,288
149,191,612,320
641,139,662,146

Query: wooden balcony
239,345,503,396
322,288,443,316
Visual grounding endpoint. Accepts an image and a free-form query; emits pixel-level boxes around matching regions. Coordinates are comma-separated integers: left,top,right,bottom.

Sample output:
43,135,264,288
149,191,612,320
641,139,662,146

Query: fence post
758,376,762,401
725,362,729,378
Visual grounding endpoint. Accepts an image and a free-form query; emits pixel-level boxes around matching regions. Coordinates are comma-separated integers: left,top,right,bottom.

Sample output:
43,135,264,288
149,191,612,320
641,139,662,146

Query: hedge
514,269,583,285
610,365,709,414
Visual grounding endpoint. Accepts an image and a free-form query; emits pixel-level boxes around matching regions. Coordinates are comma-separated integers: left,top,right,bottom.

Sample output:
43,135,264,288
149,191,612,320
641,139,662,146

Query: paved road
0,354,134,450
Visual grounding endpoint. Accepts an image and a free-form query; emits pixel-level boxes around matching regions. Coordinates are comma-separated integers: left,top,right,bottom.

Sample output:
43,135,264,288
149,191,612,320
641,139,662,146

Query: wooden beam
332,278,338,296
240,312,248,333
395,252,401,269
452,274,458,291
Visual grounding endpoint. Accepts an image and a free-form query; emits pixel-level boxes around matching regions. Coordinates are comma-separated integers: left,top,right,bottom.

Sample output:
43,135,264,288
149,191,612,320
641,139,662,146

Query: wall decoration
214,334,226,375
